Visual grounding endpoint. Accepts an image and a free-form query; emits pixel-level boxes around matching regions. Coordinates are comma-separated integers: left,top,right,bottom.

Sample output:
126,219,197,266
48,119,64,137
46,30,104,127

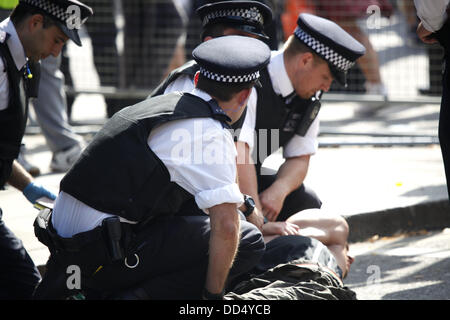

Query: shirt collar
191,87,214,102
190,87,231,124
267,50,295,98
0,18,27,71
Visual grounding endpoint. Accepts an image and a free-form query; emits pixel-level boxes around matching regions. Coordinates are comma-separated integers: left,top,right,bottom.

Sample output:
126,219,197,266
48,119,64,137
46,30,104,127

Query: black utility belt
34,209,139,272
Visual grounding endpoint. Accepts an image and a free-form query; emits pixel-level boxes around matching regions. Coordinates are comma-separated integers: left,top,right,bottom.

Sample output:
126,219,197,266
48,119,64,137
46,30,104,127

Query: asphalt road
345,228,450,300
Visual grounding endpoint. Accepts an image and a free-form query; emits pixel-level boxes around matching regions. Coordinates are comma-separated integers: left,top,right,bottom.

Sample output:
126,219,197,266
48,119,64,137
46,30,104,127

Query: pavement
1,97,449,300
1,12,450,299
346,228,450,300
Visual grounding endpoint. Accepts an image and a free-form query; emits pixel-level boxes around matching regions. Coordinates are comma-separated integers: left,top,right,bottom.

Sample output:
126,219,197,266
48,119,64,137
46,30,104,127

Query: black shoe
418,88,442,96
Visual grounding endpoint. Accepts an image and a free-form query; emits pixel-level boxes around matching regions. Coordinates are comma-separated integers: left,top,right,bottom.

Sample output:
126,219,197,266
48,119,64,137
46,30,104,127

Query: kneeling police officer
0,0,92,299
33,35,271,300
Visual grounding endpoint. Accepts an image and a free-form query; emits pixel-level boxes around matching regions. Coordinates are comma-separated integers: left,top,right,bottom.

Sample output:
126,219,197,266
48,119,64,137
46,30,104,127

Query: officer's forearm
206,203,240,295
8,160,33,191
274,155,310,198
236,141,263,211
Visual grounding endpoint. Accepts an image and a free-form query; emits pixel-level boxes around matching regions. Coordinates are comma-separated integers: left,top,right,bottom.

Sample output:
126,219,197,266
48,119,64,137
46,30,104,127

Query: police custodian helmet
19,0,93,46
294,13,366,86
196,0,273,40
192,35,271,85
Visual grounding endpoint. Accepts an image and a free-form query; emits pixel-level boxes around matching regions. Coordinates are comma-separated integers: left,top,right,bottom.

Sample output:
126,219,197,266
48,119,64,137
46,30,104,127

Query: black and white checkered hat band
294,26,355,72
199,67,260,83
203,6,264,26
21,0,72,23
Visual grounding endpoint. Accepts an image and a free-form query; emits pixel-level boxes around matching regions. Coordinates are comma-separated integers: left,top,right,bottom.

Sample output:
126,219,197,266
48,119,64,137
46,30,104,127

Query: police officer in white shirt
33,35,271,300
0,0,92,299
150,0,273,98
152,10,366,231
236,14,366,226
414,0,450,199
150,1,274,230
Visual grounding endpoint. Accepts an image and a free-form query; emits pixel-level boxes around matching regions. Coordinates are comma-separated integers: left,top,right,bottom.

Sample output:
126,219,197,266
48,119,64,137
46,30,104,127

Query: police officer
0,0,92,299
236,13,366,226
183,0,277,63
150,0,273,98
413,0,450,200
1,0,88,175
33,35,271,300
150,0,273,230
151,9,366,231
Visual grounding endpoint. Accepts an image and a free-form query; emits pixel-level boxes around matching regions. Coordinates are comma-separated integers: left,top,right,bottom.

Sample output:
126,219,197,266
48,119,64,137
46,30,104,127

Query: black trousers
35,213,264,300
437,21,450,200
249,235,342,280
440,56,450,199
0,208,41,299
257,174,322,221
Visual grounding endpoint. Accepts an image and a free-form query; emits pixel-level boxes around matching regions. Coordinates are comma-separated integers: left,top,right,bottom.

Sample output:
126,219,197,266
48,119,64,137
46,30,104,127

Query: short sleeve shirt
237,50,319,159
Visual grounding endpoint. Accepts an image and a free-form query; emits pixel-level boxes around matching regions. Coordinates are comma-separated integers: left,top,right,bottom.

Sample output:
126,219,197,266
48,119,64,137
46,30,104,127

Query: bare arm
8,160,33,191
8,160,56,204
416,22,438,44
260,155,310,221
235,141,265,230
206,202,240,296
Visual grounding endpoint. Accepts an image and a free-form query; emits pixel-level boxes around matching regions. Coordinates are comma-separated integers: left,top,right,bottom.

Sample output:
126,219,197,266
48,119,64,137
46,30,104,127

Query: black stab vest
60,92,231,223
0,35,28,188
253,68,320,173
149,60,199,98
149,59,248,139
150,61,320,174
436,16,450,63
436,16,450,70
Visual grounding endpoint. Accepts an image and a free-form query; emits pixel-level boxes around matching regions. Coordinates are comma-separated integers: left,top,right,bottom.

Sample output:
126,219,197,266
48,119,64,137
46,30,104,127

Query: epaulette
207,98,231,129
0,30,8,44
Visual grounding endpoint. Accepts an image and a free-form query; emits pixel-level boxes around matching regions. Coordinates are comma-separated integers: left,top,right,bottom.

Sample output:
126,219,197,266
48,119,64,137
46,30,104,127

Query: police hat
192,35,270,85
196,0,273,40
19,0,93,46
294,13,366,86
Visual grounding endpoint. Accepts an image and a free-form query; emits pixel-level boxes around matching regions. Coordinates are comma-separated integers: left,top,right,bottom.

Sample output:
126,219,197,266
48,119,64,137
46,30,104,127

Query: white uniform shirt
164,73,195,94
414,0,449,32
53,89,243,237
238,50,319,159
0,18,28,111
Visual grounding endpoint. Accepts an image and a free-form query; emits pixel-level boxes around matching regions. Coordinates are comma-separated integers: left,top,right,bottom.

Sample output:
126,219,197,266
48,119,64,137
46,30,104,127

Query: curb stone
345,200,450,242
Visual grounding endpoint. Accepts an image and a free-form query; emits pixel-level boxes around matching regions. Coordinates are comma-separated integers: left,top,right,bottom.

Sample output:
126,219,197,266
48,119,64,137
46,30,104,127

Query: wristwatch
242,194,256,217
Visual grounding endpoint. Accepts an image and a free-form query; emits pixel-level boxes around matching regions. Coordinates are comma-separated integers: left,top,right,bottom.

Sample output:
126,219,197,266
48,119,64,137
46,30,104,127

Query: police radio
282,91,322,137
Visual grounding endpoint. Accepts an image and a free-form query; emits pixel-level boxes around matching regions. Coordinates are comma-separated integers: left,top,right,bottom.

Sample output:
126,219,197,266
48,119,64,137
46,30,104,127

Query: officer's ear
236,87,252,106
297,52,315,70
194,71,200,87
28,14,44,32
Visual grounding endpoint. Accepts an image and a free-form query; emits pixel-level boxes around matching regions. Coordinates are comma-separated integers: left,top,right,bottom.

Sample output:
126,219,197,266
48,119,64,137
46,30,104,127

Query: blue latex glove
23,182,56,204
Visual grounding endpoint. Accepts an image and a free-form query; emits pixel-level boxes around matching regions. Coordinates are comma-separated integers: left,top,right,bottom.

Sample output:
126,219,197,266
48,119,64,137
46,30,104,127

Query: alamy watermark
166,121,281,167
66,265,81,290
367,5,382,29
66,5,82,30
366,265,382,285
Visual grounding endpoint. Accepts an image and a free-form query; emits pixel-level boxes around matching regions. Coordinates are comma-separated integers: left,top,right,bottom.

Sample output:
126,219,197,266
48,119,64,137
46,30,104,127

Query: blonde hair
284,35,326,66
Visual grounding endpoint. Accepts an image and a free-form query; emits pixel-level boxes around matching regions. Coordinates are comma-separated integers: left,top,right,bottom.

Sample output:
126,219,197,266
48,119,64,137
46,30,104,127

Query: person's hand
22,182,56,204
262,221,301,236
245,207,265,231
259,187,286,222
416,22,438,44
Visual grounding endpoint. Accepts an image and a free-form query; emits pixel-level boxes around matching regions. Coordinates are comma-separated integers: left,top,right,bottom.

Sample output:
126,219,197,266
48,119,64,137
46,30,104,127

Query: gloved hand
22,182,56,204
